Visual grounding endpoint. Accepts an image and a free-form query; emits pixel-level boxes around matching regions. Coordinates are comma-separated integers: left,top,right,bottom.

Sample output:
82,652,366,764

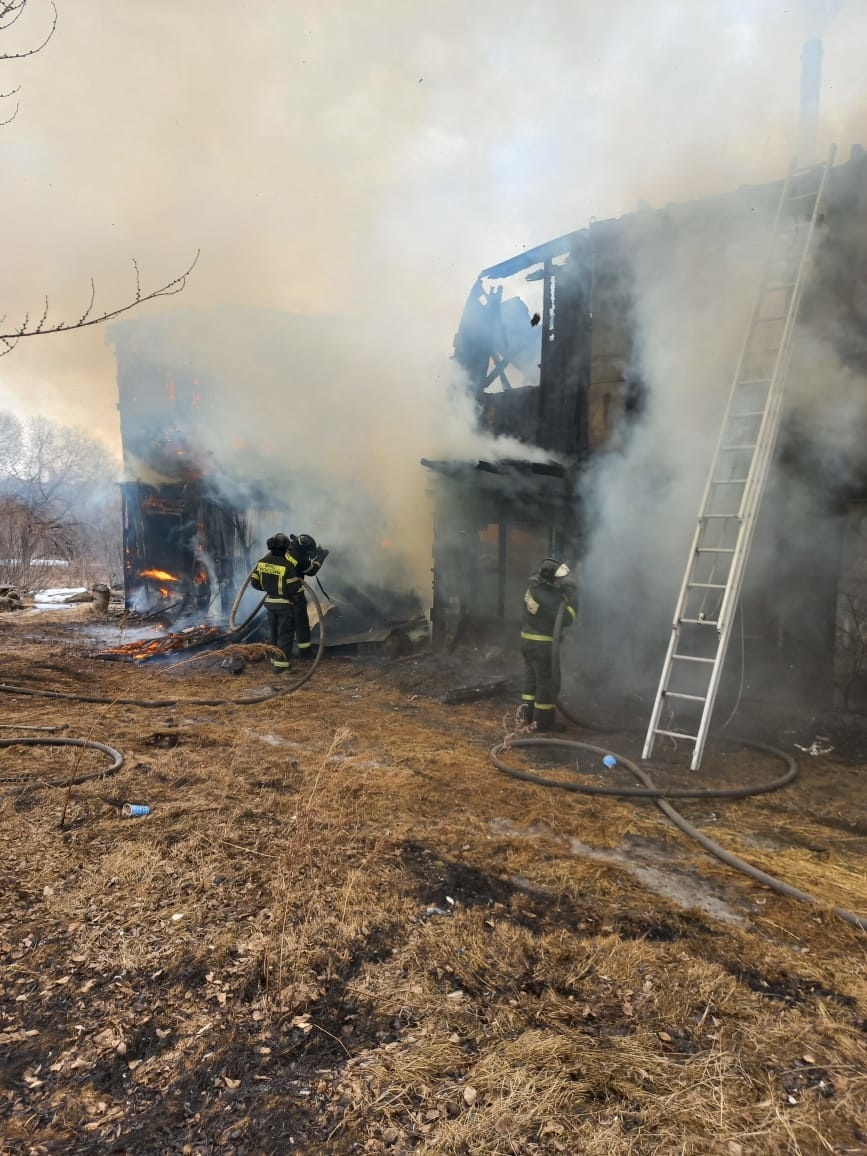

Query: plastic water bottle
121,804,151,818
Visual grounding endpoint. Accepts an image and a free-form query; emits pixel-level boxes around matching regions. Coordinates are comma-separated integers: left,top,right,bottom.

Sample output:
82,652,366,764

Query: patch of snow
33,587,88,605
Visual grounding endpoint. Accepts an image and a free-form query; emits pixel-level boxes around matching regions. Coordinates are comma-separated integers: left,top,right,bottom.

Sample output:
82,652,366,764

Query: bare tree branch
75,279,95,327
0,250,201,354
0,2,27,34
0,6,199,354
0,0,56,60
34,294,48,333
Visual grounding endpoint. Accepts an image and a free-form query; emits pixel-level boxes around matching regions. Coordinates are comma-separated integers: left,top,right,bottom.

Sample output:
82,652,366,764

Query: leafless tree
0,411,122,588
0,495,68,589
0,0,197,356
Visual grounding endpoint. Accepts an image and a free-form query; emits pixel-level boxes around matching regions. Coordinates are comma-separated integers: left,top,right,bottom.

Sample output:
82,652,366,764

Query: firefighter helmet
295,533,317,553
539,557,570,583
266,532,290,551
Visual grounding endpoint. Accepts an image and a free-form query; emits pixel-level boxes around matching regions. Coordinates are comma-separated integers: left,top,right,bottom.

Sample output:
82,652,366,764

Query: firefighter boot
534,707,567,733
516,701,534,728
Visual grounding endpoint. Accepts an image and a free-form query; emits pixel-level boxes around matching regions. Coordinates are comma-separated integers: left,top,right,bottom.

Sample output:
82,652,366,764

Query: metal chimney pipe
797,37,822,167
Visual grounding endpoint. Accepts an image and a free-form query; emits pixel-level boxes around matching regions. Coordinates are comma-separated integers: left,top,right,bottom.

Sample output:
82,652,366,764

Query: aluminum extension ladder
643,145,836,771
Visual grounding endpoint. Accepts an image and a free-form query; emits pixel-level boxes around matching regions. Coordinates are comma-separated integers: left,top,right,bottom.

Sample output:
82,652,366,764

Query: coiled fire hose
0,735,124,785
491,603,867,932
0,580,325,709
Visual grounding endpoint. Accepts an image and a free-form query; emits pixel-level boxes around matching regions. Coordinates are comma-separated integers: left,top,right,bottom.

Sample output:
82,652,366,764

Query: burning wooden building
110,315,257,620
108,307,429,652
426,145,867,708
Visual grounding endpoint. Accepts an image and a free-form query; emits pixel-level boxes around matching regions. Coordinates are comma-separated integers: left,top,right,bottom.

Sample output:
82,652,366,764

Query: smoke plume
1,1,867,609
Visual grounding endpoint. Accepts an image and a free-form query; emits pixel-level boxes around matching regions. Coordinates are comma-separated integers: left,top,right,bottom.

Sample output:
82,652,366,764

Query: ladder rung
687,581,727,589
712,478,749,485
736,377,772,387
698,514,740,520
663,691,707,702
671,654,715,664
696,547,735,553
729,410,766,418
679,618,719,626
752,314,788,323
653,728,698,743
720,444,756,451
784,189,820,202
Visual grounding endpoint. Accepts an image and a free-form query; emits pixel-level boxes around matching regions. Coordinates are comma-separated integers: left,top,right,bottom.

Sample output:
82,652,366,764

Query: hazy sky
0,0,864,449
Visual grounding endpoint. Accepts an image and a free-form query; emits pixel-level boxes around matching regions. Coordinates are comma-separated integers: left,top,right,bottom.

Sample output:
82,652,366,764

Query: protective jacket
520,574,577,642
250,548,306,605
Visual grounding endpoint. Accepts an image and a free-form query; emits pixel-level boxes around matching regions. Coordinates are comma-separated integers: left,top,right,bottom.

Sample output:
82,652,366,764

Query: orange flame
139,569,179,582
100,624,223,661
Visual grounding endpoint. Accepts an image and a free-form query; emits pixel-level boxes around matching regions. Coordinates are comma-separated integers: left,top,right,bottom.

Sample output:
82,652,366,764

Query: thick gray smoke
109,305,536,595
576,195,867,707
1,1,866,616
576,193,774,694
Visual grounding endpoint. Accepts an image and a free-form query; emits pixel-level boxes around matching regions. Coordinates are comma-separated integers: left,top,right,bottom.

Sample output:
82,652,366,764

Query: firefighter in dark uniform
518,558,577,731
287,533,329,659
250,532,329,672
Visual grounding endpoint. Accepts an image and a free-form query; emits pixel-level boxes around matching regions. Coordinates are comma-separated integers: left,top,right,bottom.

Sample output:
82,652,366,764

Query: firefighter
518,557,577,732
287,533,329,659
250,532,329,672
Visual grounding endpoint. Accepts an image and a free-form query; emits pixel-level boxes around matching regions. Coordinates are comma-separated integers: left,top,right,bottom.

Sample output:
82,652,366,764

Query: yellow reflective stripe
264,596,292,604
521,632,553,642
297,642,312,650
566,606,577,619
521,694,535,702
534,703,556,711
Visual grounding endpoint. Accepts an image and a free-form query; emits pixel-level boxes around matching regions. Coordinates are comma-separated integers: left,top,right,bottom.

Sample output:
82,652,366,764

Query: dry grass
0,622,866,1154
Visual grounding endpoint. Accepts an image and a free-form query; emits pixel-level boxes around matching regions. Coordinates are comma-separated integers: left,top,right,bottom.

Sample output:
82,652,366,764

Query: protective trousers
521,638,558,728
266,604,297,669
290,592,313,655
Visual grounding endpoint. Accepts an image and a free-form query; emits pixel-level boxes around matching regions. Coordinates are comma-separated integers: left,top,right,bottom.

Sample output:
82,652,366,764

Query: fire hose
228,571,265,634
0,735,124,785
490,603,867,932
0,579,326,709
